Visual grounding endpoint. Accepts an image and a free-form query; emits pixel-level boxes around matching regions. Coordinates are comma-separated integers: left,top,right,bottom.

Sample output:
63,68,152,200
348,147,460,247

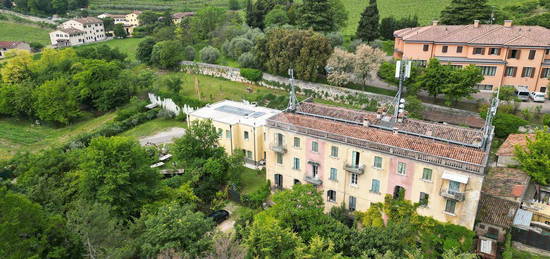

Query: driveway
139,127,185,146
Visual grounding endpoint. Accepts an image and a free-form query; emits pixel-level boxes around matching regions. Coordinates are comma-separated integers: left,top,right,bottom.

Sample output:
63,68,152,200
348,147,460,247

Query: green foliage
78,136,161,218
136,37,156,64
114,23,127,38
12,0,86,16
514,130,550,185
224,37,254,59
329,203,354,227
238,52,258,68
543,113,550,127
245,213,303,258
76,44,127,62
264,6,289,27
440,0,492,25
199,45,221,64
135,202,214,257
0,187,81,259
191,7,226,40
151,40,185,70
356,0,379,42
29,41,44,52
184,45,196,61
241,181,270,208
240,68,263,81
379,15,419,40
498,85,519,102
229,0,240,10
257,28,332,81
298,0,348,32
34,78,81,125
493,112,528,138
404,95,424,119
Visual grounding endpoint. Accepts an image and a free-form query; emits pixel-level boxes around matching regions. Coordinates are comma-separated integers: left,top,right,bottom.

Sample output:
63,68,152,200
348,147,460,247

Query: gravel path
139,127,185,146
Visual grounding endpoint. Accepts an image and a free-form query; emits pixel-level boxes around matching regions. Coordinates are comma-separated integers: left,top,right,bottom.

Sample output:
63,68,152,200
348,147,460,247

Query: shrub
238,52,257,68
241,181,270,208
184,46,196,61
226,37,254,59
240,68,263,82
29,42,44,52
199,46,220,64
326,32,344,47
404,95,424,119
493,112,528,138
543,113,550,127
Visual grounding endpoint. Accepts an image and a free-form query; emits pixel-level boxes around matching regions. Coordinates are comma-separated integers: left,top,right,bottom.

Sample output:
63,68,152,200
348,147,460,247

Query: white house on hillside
50,17,106,47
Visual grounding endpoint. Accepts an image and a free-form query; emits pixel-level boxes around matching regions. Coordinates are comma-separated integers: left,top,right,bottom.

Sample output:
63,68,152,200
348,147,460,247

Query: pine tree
440,0,492,25
298,0,335,32
356,0,379,42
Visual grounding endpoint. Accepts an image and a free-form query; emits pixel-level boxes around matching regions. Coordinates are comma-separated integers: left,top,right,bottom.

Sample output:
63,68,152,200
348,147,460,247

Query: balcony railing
344,163,365,174
266,119,487,175
270,143,287,153
304,175,322,185
440,189,465,201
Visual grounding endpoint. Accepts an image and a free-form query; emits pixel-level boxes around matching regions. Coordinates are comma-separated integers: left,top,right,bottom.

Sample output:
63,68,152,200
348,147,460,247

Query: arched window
327,190,336,202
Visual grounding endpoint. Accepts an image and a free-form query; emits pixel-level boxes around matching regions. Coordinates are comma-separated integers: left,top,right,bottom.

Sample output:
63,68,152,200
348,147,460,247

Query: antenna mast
393,60,411,119
287,68,298,112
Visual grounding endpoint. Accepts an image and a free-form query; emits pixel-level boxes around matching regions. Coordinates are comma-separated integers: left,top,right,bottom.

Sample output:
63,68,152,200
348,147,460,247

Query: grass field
0,113,116,159
119,118,185,138
82,38,143,61
88,0,228,15
0,21,50,45
238,168,266,194
342,0,533,36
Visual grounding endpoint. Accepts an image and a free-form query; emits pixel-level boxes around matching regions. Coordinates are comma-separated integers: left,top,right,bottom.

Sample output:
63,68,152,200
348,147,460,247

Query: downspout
498,47,510,88
230,125,233,155
533,49,545,91
253,125,257,164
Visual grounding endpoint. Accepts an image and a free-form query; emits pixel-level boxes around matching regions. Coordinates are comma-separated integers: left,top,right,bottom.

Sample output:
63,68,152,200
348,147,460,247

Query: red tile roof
270,104,487,165
171,12,195,19
0,41,25,49
73,17,103,24
482,167,530,199
496,133,535,156
394,23,550,47
476,193,520,228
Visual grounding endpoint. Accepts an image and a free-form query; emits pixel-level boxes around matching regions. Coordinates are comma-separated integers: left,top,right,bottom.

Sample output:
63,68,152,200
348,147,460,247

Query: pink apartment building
394,20,550,94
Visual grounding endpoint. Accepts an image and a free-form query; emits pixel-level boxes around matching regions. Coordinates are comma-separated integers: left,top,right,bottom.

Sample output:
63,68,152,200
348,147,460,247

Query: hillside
87,0,229,15
0,21,50,45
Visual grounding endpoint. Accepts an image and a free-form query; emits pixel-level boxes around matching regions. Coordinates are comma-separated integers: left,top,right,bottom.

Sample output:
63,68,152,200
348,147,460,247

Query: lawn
83,38,143,61
88,0,228,15
238,167,266,194
0,21,50,45
119,118,185,138
342,0,533,36
0,113,116,159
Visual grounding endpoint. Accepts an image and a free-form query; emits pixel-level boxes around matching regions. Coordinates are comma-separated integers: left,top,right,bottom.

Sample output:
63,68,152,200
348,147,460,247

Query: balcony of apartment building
304,161,322,186
439,172,469,202
343,151,365,175
270,133,287,154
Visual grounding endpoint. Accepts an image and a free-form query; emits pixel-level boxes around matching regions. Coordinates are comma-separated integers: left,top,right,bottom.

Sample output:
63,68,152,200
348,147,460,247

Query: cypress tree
298,0,335,32
356,0,379,42
440,0,492,25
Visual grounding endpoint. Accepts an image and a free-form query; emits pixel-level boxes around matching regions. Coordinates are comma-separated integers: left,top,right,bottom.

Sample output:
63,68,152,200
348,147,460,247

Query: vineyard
87,0,229,15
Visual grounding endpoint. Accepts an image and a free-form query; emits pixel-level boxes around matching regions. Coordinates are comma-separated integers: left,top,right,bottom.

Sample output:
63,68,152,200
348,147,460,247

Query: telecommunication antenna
287,68,298,112
482,87,500,148
393,60,411,118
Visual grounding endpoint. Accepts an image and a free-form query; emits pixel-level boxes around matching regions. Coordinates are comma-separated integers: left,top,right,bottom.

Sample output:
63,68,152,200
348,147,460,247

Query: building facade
265,102,491,229
188,100,281,165
171,12,195,24
0,41,31,58
394,20,550,94
50,17,106,47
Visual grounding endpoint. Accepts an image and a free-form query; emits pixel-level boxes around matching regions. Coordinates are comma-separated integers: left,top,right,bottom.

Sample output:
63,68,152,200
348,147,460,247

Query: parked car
529,92,546,102
207,210,229,224
514,86,530,101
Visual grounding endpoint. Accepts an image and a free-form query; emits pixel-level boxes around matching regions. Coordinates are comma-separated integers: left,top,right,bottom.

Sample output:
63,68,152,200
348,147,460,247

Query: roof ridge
466,25,503,43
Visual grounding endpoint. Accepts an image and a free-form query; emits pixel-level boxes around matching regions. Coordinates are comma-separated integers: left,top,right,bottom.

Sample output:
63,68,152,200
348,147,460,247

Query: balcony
270,143,287,154
304,175,322,186
344,163,365,175
440,189,465,201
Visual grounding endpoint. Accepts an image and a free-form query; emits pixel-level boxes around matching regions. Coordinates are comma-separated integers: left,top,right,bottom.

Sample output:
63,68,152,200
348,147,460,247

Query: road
139,127,185,146
0,9,57,25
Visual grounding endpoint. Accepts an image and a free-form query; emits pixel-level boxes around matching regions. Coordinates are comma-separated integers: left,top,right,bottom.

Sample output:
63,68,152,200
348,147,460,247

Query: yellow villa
188,100,281,165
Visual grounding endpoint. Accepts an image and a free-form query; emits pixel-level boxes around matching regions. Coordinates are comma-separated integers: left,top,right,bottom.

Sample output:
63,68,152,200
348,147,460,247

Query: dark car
207,210,229,224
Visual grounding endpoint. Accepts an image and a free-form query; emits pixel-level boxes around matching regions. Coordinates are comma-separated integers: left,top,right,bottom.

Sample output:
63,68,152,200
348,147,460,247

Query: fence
511,227,550,251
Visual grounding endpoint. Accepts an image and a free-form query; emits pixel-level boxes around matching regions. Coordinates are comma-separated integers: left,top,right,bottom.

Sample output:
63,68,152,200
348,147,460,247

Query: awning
513,209,533,228
441,172,469,184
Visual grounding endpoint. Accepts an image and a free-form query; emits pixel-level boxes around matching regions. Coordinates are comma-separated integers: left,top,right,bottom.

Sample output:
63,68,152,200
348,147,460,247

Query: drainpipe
533,49,545,92
229,125,233,155
253,125,257,164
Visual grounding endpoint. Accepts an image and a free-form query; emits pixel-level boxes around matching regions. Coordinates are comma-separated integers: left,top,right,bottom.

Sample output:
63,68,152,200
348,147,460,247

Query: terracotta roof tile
0,41,25,48
171,12,195,19
476,193,520,228
482,167,530,199
496,133,534,156
73,17,103,24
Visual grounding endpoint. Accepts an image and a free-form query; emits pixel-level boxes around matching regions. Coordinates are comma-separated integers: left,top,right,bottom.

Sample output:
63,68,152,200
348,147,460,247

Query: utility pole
393,60,411,119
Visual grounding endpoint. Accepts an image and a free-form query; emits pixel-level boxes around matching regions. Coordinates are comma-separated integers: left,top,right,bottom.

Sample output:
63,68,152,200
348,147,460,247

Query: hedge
240,68,263,82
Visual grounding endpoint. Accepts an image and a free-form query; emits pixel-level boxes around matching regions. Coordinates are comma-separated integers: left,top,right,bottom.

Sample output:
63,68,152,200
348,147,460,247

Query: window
397,162,406,175
508,49,520,59
473,48,485,55
293,157,300,170
293,137,300,148
413,60,427,66
225,130,231,139
541,87,547,93
329,168,337,181
327,190,336,202
478,66,497,76
419,192,429,206
274,174,283,189
528,49,536,60
546,49,550,55
275,133,283,145
373,156,382,169
351,151,360,167
349,196,357,211
449,181,460,192
371,179,380,193
475,84,493,90
276,153,283,164
312,141,319,152
442,46,448,53
244,131,249,140
450,65,462,69
445,199,457,214
541,68,550,78
456,46,463,53
488,48,500,55
423,44,429,51
330,146,338,157
505,66,517,77
521,67,535,78
246,150,253,159
422,168,432,181
312,164,319,178
351,173,358,185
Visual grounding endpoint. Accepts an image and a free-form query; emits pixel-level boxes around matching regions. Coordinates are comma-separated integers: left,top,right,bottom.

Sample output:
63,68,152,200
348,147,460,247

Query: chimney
473,20,480,28
504,20,513,27
432,20,439,26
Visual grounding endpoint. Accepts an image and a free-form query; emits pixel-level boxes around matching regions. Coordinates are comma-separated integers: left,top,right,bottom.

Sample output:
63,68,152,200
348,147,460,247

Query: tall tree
514,130,550,185
440,0,492,25
136,37,156,64
150,40,185,70
33,77,81,124
78,136,161,219
440,64,482,105
414,59,449,100
298,0,336,32
113,23,127,38
356,0,379,42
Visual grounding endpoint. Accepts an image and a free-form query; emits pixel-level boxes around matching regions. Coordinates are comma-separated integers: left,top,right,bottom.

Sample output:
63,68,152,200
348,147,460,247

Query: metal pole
394,62,404,118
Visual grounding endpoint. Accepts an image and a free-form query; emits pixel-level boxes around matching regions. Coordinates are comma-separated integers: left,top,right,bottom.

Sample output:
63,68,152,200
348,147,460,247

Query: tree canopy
440,0,492,25
515,130,550,185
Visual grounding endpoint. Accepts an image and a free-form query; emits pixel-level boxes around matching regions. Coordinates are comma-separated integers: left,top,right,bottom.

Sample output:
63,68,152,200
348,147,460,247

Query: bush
29,42,44,52
184,46,196,61
241,181,270,208
543,113,550,127
404,95,424,119
493,112,528,138
240,68,263,82
326,32,344,47
225,37,254,59
199,46,220,64
238,52,257,68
